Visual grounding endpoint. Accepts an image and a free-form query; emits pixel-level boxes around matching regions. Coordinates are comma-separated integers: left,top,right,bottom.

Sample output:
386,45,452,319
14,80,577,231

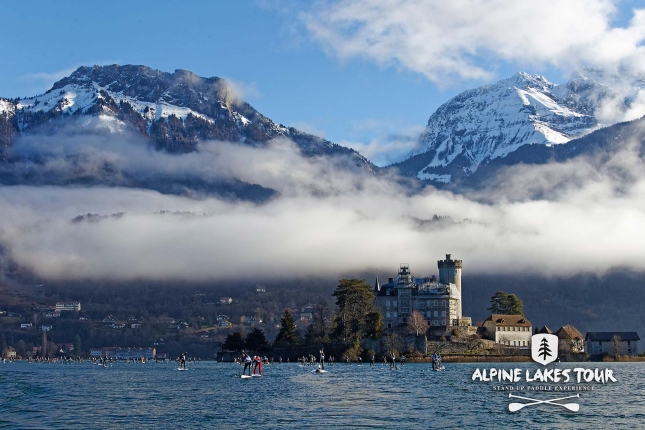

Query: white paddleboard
241,375,253,378
313,369,328,373
177,367,188,371
252,374,262,377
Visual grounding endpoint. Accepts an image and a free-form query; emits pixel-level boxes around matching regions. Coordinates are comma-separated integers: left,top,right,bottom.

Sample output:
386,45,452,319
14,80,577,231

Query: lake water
1,361,644,429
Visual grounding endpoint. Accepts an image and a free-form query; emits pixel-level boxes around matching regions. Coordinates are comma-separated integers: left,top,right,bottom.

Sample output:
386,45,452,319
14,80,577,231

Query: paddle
508,393,580,412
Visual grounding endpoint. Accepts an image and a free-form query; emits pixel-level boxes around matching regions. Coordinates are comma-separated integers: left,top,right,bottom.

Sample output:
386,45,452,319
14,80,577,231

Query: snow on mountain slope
0,65,371,169
394,68,645,184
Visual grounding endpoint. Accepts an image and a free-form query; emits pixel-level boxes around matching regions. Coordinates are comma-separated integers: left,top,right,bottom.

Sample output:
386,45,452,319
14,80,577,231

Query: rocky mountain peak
391,68,641,185
0,64,370,169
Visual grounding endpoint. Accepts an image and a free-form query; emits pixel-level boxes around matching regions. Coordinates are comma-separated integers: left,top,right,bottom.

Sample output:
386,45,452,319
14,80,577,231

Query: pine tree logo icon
531,334,558,365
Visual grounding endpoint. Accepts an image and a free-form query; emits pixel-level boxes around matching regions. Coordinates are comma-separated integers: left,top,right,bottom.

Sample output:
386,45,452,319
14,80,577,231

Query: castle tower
438,254,462,294
374,271,380,293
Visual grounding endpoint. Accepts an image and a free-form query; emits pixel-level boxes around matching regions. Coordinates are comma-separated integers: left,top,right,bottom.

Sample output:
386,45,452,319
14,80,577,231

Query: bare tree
406,311,429,337
382,333,403,355
612,334,622,359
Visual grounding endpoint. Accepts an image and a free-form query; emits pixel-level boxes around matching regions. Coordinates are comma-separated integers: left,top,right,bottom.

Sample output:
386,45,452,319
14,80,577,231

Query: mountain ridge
390,67,645,184
0,64,372,166
0,64,375,202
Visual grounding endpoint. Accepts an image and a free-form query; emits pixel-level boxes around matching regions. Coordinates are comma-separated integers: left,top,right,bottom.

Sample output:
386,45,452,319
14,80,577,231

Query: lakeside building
55,302,81,312
555,324,585,353
585,332,640,356
374,255,470,334
220,297,232,305
4,347,17,359
89,347,156,360
481,314,533,347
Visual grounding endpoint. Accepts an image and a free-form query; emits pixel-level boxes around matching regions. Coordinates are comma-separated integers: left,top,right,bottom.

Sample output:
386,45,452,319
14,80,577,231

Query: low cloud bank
2,123,645,281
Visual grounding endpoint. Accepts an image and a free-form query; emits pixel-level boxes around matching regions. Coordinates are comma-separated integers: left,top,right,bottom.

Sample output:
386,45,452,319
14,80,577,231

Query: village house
585,332,640,356
555,324,585,354
4,346,16,359
256,285,266,293
55,302,81,312
220,297,233,305
299,306,315,322
482,314,533,347
20,323,32,329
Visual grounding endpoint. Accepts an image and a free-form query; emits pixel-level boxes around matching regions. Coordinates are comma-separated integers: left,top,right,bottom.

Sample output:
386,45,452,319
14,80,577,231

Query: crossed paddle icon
508,393,580,412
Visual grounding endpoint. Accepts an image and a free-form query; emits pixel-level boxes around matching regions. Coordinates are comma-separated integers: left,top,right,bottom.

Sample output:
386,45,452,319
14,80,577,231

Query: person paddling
319,349,325,370
253,355,263,375
242,351,252,376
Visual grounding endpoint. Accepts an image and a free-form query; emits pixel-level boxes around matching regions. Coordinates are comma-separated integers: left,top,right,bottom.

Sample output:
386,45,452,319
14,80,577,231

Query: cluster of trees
222,279,383,356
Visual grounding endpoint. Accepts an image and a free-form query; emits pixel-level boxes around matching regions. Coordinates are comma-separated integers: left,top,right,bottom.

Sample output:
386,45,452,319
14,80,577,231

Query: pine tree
245,328,269,351
538,338,552,360
331,279,382,344
488,291,524,315
273,309,302,348
73,335,82,356
0,333,6,357
223,332,246,351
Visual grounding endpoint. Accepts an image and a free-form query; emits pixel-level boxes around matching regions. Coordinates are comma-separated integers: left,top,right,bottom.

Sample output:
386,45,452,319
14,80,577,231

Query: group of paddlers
240,351,265,376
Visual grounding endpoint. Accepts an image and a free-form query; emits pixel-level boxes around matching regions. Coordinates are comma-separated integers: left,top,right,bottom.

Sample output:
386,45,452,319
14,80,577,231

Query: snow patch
417,172,451,183
0,99,14,115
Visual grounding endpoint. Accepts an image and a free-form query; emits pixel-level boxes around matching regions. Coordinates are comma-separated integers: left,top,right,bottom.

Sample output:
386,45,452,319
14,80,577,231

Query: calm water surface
1,361,644,429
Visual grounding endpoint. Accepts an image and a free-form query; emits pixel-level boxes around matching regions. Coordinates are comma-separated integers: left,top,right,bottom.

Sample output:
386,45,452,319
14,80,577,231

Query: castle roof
485,314,532,327
538,326,553,334
555,324,583,340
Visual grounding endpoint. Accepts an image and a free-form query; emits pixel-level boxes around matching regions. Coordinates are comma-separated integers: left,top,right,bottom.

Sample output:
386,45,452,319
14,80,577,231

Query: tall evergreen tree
487,291,524,315
245,328,269,351
273,309,302,348
222,332,246,351
73,335,82,356
0,333,6,357
331,279,382,344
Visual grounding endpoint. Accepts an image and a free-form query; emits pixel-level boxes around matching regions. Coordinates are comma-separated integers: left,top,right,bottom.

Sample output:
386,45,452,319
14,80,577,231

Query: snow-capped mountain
391,68,645,184
0,65,370,163
0,65,374,202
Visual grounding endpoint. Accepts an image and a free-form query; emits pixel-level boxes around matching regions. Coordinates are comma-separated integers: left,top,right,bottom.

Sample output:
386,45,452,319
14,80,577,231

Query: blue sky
1,0,643,165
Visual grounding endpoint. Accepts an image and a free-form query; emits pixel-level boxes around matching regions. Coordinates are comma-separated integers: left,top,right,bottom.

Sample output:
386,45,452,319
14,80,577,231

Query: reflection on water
1,361,644,429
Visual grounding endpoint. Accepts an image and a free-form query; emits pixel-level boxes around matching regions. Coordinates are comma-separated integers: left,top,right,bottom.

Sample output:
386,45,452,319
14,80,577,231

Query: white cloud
340,121,425,166
301,0,645,84
3,124,645,281
223,78,261,101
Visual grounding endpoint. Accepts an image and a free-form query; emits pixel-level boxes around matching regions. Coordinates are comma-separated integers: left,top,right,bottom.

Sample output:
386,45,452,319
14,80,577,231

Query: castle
374,254,471,334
